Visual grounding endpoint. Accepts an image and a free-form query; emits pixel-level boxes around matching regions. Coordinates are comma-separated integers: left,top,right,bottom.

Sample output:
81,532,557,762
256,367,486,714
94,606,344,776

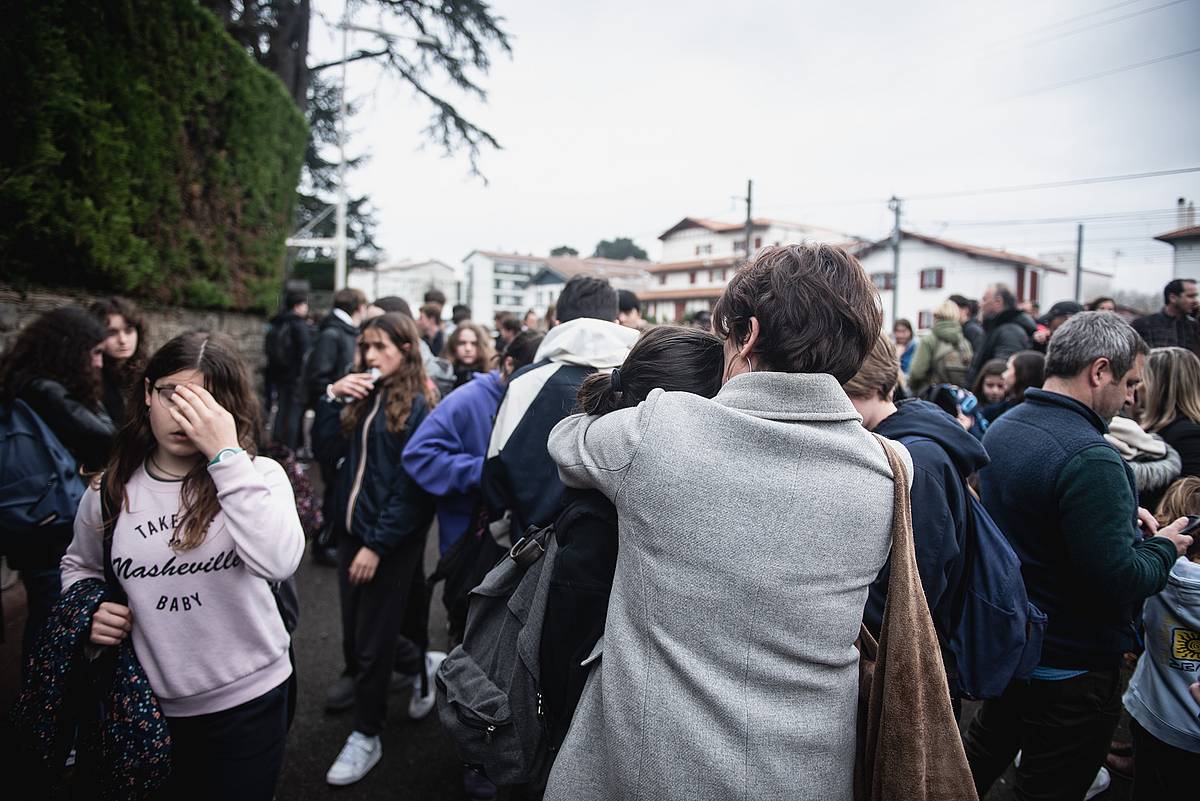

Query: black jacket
303,312,359,406
266,309,312,383
962,318,985,355
968,308,1034,382
1143,416,1200,511
865,400,989,676
311,389,434,556
540,489,618,750
18,378,115,473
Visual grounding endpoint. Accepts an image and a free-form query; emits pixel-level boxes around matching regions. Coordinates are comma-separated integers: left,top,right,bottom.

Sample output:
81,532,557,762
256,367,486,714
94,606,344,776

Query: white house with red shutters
854,231,1068,330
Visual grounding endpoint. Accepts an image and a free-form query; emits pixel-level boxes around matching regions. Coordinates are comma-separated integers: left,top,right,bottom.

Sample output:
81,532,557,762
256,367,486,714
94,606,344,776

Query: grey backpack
435,523,558,786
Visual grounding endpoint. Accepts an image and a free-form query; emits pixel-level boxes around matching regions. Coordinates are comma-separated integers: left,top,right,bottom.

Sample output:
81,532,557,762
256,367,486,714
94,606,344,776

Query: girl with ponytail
540,325,724,753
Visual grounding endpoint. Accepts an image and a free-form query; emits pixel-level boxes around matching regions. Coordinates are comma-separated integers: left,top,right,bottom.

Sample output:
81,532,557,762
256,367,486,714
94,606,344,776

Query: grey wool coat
544,371,912,801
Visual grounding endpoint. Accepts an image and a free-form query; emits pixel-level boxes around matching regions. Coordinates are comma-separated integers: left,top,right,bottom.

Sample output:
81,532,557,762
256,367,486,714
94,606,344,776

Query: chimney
1179,197,1188,228
1189,201,1196,228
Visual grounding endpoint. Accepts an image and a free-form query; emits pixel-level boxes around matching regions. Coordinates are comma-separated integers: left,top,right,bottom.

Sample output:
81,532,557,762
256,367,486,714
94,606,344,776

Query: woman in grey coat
545,244,912,801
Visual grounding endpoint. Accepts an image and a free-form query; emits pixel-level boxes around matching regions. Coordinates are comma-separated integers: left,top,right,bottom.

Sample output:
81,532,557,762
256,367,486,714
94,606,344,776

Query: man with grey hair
963,311,1194,800
967,283,1035,383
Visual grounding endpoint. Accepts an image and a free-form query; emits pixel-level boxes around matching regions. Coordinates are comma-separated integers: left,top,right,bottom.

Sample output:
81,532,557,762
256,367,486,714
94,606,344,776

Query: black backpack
264,319,294,378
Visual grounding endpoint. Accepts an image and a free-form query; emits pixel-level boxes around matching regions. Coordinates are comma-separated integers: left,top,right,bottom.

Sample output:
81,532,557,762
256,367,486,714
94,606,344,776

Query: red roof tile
1155,225,1200,242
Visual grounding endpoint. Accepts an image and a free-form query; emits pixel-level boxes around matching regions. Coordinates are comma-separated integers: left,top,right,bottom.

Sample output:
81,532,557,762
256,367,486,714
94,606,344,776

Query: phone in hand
1179,515,1200,537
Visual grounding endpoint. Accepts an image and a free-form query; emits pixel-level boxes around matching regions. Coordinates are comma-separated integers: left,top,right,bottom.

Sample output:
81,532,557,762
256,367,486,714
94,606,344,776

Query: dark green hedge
0,0,307,311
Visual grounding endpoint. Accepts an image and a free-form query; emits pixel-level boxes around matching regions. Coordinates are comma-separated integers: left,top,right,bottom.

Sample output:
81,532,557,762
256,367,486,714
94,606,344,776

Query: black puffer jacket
968,308,1035,382
311,388,434,556
18,377,115,472
303,313,359,406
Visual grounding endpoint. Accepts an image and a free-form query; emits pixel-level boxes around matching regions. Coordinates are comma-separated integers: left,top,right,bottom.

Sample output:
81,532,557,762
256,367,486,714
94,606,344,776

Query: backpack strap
97,473,127,605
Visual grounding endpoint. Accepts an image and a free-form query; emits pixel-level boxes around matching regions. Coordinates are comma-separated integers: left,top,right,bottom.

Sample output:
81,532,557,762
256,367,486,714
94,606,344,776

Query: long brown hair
0,306,107,407
89,296,149,391
104,332,262,551
1140,346,1200,433
341,313,437,435
445,321,496,372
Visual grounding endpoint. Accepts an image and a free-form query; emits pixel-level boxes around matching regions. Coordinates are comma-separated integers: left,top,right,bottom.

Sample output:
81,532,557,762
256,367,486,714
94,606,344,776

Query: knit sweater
61,452,305,716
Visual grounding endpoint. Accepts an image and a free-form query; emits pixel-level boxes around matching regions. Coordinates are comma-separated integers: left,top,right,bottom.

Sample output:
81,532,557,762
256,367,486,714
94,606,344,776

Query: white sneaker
1085,766,1111,800
325,731,382,786
407,650,447,720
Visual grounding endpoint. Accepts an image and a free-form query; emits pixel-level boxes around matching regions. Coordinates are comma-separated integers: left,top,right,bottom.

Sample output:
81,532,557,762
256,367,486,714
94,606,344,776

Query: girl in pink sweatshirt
61,331,305,800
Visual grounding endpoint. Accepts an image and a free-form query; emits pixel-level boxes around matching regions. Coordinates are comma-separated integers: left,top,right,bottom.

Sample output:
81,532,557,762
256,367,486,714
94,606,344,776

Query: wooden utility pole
743,179,753,259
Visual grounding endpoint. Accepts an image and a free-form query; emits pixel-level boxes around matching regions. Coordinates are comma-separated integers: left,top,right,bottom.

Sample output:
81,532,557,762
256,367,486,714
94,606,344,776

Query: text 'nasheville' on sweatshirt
61,451,305,717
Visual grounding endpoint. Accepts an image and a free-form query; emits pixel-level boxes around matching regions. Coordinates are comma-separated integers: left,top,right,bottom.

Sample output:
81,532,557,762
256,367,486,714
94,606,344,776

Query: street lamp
285,15,441,293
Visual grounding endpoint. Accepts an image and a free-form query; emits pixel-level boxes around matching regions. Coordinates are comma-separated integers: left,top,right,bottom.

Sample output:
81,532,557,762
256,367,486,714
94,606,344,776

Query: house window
719,269,727,281
689,271,697,285
733,240,746,253
919,268,944,289
754,237,762,249
659,273,666,285
871,272,894,291
918,311,933,330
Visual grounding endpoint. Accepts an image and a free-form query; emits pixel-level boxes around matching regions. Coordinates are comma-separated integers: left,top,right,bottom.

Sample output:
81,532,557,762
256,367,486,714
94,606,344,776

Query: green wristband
208,447,244,466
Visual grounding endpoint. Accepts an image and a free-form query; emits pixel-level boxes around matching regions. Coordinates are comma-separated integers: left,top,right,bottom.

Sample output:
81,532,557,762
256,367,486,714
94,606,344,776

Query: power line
1006,46,1200,98
1015,0,1191,51
917,208,1189,226
904,166,1200,201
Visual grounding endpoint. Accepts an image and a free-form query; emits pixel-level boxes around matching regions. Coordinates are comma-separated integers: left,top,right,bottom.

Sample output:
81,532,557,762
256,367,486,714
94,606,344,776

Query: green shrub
0,0,307,311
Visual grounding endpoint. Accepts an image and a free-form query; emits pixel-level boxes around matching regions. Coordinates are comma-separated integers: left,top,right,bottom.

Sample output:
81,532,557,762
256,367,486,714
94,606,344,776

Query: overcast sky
311,0,1200,293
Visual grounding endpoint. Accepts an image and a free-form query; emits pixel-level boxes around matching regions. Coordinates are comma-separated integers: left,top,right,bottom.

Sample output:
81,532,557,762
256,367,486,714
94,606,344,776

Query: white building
347,258,459,312
463,250,651,324
1156,225,1200,280
641,216,861,322
855,231,1067,330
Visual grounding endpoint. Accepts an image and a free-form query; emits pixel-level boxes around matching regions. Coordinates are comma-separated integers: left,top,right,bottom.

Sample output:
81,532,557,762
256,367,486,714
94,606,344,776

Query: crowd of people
2,252,1200,800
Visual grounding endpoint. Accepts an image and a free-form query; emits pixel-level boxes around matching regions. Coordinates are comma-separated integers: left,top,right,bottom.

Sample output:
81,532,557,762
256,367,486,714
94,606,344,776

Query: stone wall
0,284,269,390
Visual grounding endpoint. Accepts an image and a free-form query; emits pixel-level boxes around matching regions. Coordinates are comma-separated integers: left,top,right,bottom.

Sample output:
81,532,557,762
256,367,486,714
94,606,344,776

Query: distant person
1132,279,1200,355
265,290,311,450
482,275,637,538
495,313,521,352
963,311,1193,801
418,303,445,357
892,318,916,373
424,288,447,308
983,350,1045,423
692,308,712,332
971,358,1008,408
61,331,304,800
522,308,540,331
1031,300,1083,352
950,294,984,353
375,296,454,397
545,303,558,330
0,307,114,661
1139,346,1200,509
907,299,972,397
616,289,647,331
968,284,1034,383
1088,297,1117,312
445,322,496,391
450,303,471,326
89,296,147,429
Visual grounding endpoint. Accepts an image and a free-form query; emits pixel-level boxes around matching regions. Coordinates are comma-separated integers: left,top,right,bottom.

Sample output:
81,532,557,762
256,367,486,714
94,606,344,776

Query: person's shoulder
249,453,288,479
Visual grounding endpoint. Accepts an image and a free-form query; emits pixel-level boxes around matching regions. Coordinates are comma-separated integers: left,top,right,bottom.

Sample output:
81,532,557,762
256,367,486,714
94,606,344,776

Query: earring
744,355,755,374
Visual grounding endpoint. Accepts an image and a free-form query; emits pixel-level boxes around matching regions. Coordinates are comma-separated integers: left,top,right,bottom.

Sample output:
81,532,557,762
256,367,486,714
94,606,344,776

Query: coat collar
713,371,863,423
1023,388,1108,434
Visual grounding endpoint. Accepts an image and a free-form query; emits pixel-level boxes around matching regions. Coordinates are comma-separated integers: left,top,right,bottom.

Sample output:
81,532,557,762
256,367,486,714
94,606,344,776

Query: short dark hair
498,314,522,334
893,318,913,335
424,289,447,306
994,286,1017,310
502,330,543,373
419,304,441,322
285,290,308,309
577,326,724,415
948,294,971,310
451,304,471,324
333,288,368,315
373,296,412,318
1164,279,1196,305
556,276,618,323
713,243,882,383
617,289,640,313
1005,351,1046,401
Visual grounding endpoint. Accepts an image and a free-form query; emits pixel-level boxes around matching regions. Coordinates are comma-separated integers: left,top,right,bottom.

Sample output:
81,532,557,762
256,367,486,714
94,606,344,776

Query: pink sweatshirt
61,452,305,717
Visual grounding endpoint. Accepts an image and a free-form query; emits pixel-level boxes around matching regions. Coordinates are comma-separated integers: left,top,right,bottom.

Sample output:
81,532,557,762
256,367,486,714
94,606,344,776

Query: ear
1090,357,1111,388
738,317,761,362
144,377,152,407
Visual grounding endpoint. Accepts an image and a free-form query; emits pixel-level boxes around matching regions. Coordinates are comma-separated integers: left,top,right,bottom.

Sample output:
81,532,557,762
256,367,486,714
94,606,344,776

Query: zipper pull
536,691,543,719
485,724,495,744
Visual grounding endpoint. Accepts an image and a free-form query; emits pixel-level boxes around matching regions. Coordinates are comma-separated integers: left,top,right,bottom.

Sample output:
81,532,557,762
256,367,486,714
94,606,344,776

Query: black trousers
963,668,1121,801
1131,717,1200,800
154,679,290,801
270,379,303,450
337,531,428,736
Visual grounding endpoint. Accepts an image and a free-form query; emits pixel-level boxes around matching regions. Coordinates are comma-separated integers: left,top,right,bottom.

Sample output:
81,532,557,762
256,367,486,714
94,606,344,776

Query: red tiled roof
638,286,726,301
857,231,1066,274
1155,225,1200,242
542,256,651,280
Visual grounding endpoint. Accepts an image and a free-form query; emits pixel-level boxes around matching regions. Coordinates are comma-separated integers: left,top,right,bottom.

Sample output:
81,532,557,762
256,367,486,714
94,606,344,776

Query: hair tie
609,367,623,393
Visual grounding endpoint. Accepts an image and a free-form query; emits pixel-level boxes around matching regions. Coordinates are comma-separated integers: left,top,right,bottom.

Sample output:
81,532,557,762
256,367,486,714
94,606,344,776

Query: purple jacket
403,371,505,553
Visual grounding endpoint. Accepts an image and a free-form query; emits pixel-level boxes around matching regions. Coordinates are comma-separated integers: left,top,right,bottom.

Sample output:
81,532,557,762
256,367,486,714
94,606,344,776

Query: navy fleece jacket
865,399,990,672
403,371,505,554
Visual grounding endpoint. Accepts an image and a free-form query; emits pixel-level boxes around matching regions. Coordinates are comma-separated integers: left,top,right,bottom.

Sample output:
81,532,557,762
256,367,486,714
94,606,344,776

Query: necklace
147,453,189,480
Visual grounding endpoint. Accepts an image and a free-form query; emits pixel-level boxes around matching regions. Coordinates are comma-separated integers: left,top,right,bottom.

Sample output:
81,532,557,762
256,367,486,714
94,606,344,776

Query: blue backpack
948,491,1047,700
0,399,87,535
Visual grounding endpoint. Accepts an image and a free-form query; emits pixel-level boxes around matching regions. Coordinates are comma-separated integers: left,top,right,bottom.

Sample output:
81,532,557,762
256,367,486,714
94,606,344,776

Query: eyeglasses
152,384,179,406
